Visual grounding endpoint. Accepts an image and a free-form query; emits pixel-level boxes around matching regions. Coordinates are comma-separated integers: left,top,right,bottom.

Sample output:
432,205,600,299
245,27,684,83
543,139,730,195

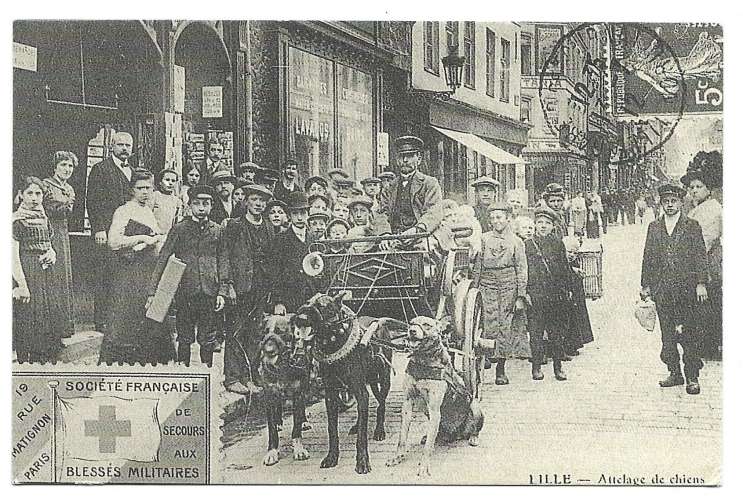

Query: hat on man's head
471,176,500,190
285,191,310,211
542,182,566,200
188,184,217,202
348,195,374,210
308,207,331,222
258,168,281,182
395,135,424,154
305,176,329,191
326,168,350,179
350,186,364,196
360,176,381,185
657,183,686,199
239,161,261,173
244,183,274,199
378,171,396,181
266,199,288,212
308,194,331,207
534,205,559,223
488,201,512,214
209,170,237,186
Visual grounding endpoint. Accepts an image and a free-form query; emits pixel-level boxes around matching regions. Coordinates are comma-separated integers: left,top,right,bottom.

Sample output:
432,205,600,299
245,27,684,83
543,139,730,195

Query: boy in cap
378,171,396,192
305,176,329,198
640,183,708,395
221,182,276,394
348,195,391,236
524,206,573,381
361,176,382,212
470,176,500,232
209,170,237,224
307,206,331,241
147,185,228,367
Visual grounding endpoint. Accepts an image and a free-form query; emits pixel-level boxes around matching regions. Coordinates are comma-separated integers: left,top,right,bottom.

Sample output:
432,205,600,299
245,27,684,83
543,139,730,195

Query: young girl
524,206,572,381
180,165,201,217
13,177,64,363
472,202,529,385
152,168,183,236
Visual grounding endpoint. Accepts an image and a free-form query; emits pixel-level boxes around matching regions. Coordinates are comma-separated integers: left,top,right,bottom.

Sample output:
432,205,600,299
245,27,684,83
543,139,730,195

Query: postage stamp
12,366,219,484
12,19,724,487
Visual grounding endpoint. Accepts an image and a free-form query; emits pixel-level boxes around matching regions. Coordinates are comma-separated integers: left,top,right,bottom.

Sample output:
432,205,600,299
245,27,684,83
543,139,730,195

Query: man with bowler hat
378,135,443,250
641,183,709,395
147,184,228,367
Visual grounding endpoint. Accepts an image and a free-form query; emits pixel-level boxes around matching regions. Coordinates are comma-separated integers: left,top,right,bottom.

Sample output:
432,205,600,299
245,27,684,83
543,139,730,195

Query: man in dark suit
378,136,443,251
208,170,236,224
220,183,275,394
86,131,134,331
641,183,709,395
269,191,315,314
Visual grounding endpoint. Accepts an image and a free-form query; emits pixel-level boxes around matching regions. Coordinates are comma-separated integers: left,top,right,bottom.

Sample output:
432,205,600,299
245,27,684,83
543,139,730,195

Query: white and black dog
387,316,484,476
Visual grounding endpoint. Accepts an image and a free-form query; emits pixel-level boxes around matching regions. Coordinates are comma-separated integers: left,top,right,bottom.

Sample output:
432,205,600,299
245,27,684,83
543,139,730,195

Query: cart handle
314,231,434,246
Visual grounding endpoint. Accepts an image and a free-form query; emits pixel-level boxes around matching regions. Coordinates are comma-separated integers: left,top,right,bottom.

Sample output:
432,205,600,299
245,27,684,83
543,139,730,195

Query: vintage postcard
11,20,722,485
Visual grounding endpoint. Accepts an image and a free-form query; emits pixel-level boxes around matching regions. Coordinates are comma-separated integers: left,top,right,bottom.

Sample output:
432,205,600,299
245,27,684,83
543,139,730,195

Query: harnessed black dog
293,292,394,474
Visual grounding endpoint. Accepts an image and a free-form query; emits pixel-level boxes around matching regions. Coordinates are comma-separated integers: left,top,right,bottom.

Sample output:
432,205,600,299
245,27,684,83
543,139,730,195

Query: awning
433,126,526,165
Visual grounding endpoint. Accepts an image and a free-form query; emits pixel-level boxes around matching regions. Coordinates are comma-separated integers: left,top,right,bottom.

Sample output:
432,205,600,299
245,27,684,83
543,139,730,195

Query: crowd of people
11,132,721,398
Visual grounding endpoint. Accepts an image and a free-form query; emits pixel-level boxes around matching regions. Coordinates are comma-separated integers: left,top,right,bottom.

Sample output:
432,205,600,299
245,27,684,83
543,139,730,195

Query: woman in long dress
473,202,529,385
682,154,722,360
43,151,77,337
99,169,175,365
12,177,64,363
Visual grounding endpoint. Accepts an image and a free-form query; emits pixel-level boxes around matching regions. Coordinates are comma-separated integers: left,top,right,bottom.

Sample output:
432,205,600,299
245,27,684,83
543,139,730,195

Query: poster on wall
202,86,223,118
174,65,185,114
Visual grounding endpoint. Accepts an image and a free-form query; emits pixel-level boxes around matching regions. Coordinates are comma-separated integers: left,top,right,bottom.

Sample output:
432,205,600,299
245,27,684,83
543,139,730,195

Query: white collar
291,225,306,242
663,212,681,235
112,155,129,169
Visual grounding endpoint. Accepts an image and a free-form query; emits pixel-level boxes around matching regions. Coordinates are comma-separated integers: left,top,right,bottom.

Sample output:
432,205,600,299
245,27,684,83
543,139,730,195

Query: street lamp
409,44,465,101
441,44,466,95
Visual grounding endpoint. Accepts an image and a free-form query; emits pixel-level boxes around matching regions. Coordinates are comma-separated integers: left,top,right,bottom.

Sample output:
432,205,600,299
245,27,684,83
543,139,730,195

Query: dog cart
307,232,486,397
576,240,603,300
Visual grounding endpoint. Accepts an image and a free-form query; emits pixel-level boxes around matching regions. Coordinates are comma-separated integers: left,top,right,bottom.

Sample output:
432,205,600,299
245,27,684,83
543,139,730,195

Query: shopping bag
634,299,657,332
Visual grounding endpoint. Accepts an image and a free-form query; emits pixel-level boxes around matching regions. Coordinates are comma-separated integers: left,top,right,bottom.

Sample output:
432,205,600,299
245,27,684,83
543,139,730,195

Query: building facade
399,21,530,205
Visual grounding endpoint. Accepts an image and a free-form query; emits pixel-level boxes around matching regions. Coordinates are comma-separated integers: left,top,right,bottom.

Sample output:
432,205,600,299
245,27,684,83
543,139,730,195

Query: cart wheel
451,278,473,343
462,287,484,397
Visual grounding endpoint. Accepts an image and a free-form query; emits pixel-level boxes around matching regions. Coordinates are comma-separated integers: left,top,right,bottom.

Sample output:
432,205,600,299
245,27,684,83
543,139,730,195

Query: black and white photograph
8,15,729,487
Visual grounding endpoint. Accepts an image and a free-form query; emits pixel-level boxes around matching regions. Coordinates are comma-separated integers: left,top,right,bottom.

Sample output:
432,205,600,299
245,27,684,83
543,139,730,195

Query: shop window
486,29,496,97
500,38,511,102
463,22,475,89
287,47,373,181
423,22,440,75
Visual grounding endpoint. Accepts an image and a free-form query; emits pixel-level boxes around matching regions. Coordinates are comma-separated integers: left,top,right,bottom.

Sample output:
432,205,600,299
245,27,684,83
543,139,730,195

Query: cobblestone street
221,221,722,485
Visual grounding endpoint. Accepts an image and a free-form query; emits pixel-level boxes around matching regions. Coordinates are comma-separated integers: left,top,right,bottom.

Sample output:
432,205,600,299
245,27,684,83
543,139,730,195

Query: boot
200,345,214,368
177,343,192,366
531,361,544,381
553,359,567,381
686,377,701,395
495,359,509,385
659,369,684,388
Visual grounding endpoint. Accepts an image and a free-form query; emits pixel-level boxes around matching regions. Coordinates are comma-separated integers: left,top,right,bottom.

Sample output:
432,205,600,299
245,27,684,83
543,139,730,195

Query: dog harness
314,320,362,365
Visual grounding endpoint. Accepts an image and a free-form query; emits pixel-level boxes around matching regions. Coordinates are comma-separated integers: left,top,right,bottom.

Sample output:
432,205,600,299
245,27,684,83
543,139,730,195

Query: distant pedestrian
641,183,708,395
569,191,587,236
585,191,602,239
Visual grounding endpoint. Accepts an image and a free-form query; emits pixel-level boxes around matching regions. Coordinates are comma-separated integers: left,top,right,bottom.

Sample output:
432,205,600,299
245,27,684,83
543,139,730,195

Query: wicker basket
577,245,603,300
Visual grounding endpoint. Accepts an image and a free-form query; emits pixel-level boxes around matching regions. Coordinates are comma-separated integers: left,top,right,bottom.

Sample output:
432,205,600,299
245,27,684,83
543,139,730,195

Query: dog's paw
292,439,310,461
320,453,338,469
385,453,406,467
355,456,371,474
373,427,386,441
468,434,480,447
417,461,432,477
263,449,280,466
348,423,358,435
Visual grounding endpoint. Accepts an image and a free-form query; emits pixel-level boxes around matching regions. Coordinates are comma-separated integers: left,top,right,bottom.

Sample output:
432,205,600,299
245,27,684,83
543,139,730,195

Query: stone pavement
221,222,721,485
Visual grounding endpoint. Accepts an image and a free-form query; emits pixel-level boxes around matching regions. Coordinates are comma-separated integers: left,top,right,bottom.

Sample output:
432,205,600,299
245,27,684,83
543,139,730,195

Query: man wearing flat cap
273,156,300,203
349,194,391,236
378,135,444,250
378,171,396,192
541,182,573,239
148,184,228,367
641,183,709,395
209,170,237,224
221,182,276,394
470,176,500,232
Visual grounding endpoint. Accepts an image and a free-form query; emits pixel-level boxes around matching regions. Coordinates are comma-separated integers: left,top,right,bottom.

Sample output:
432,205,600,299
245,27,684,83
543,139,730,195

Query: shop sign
377,133,389,167
13,42,37,72
202,86,223,118
174,65,185,114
